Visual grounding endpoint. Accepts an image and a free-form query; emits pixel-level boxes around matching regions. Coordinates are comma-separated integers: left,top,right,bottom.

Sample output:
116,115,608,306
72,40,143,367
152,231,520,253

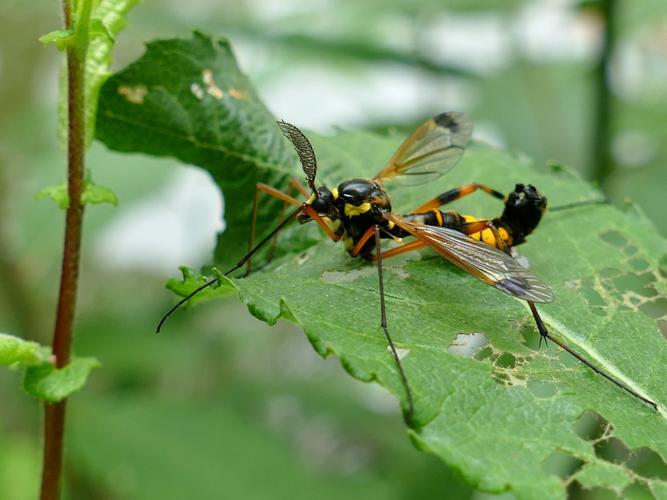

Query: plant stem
591,0,617,186
40,0,89,498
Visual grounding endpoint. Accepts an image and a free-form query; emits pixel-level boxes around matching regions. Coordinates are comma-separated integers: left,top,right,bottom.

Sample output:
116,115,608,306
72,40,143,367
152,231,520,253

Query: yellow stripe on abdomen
462,214,510,249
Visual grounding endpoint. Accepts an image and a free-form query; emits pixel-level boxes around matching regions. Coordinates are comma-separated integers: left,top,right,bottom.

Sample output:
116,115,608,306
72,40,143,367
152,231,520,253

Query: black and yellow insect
157,112,657,419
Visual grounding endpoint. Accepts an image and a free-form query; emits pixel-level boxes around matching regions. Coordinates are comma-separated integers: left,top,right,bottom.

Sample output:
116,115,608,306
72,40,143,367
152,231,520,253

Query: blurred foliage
1,0,666,499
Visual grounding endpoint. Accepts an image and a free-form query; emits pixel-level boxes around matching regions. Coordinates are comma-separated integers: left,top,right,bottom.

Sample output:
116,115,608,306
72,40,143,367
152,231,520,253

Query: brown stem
40,0,87,498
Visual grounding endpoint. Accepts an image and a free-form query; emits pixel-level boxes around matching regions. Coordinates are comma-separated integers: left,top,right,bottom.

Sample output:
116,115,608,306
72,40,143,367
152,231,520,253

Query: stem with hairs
40,0,91,498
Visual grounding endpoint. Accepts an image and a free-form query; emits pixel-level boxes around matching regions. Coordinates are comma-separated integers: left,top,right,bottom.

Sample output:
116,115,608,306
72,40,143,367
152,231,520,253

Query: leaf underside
96,32,667,499
24,357,101,403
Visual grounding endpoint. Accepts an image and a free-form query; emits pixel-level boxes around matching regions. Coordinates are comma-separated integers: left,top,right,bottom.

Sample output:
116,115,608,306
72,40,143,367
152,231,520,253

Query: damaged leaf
97,32,667,500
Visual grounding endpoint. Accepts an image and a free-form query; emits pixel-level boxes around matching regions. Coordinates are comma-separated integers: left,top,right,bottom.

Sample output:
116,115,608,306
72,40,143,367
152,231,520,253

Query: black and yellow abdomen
386,210,514,252
461,214,512,250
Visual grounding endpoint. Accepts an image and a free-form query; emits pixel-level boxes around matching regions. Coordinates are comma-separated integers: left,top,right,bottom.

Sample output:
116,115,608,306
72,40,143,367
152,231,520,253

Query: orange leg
350,226,376,257
413,183,505,212
247,183,303,274
352,226,427,260
267,178,313,263
457,219,493,235
289,177,310,199
302,205,340,242
250,181,338,245
372,240,426,261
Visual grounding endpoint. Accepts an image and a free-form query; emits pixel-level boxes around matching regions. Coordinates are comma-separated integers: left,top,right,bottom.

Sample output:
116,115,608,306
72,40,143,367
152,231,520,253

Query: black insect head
277,120,318,193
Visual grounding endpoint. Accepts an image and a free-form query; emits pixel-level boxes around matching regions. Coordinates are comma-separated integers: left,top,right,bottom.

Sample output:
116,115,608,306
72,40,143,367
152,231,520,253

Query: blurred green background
1,0,666,498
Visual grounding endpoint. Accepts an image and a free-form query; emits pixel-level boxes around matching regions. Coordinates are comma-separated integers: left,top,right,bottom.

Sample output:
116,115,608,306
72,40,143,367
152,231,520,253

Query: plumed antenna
277,120,318,193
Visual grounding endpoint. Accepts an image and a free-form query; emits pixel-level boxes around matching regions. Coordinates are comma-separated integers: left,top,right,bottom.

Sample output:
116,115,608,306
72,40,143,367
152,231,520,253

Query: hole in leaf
622,245,638,256
542,450,584,481
474,346,493,361
570,484,624,499
573,410,608,441
492,372,510,385
599,267,621,279
596,437,630,465
639,286,658,298
448,332,489,358
572,413,667,492
600,230,628,248
628,258,650,272
494,352,516,369
613,272,655,295
625,294,643,307
622,481,654,499
625,447,667,481
659,255,667,278
639,298,667,320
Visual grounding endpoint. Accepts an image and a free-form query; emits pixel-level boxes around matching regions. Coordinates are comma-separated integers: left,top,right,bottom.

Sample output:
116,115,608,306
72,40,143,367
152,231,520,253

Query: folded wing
384,213,554,303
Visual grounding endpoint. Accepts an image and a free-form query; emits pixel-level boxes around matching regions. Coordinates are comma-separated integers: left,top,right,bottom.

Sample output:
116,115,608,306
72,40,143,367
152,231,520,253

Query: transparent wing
384,213,554,303
373,112,473,186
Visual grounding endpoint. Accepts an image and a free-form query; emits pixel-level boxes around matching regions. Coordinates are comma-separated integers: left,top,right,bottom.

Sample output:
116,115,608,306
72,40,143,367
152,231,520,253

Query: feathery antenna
277,120,318,193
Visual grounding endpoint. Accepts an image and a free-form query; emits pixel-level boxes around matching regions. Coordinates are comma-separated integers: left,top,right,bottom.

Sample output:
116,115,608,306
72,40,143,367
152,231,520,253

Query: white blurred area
94,167,224,273
93,0,664,274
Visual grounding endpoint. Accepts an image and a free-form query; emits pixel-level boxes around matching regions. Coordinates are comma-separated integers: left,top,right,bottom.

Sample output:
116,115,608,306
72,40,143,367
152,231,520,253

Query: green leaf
90,18,115,43
96,31,297,270
165,266,237,308
96,33,667,499
84,0,141,146
55,0,140,147
35,183,69,209
572,461,632,493
0,333,50,367
38,29,75,50
80,181,119,206
24,357,101,403
35,177,118,209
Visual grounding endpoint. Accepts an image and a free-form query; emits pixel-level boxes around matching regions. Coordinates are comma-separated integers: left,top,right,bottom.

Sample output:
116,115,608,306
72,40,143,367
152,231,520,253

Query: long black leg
527,301,658,410
156,205,304,333
246,182,303,275
375,225,415,423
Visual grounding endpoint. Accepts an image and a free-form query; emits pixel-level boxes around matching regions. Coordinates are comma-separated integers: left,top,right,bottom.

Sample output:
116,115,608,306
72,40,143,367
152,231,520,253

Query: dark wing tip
434,111,473,146
434,111,462,129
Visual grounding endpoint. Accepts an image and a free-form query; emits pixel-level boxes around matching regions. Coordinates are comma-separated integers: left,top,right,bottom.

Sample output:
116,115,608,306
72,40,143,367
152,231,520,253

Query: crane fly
157,112,658,421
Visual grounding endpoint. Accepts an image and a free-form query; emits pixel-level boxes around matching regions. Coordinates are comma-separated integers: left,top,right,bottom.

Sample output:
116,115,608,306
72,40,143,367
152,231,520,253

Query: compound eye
514,183,525,192
312,197,328,213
